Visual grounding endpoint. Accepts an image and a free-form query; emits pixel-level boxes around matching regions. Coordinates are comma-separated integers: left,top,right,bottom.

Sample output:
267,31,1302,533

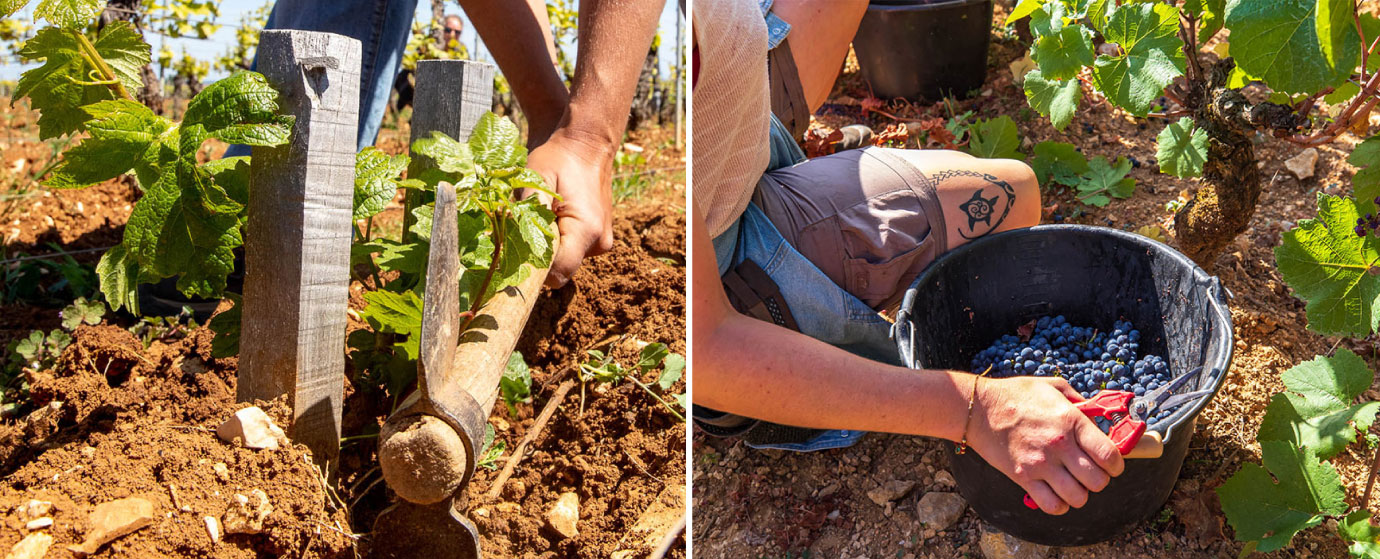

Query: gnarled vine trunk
1173,59,1304,267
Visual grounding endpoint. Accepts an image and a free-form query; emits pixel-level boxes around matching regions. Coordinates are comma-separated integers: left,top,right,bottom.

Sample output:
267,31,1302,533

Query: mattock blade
418,180,461,402
369,496,480,559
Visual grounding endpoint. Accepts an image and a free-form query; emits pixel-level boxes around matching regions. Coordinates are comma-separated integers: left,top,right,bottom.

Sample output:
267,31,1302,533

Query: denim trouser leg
224,0,418,158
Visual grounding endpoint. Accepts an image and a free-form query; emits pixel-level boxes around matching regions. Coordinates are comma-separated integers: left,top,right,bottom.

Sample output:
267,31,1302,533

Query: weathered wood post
239,30,361,467
402,59,495,238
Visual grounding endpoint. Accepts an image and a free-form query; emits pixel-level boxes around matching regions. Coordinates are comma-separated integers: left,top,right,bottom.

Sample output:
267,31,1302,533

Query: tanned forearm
564,0,666,147
691,204,970,441
459,0,571,145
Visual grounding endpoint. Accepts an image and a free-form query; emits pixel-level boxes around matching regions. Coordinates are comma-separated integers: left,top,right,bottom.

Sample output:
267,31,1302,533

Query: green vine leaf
207,293,241,359
1350,136,1380,218
966,116,1024,160
15,22,149,139
46,99,172,189
1218,440,1348,552
1090,2,1185,116
1023,69,1081,131
95,244,140,314
1275,193,1380,337
469,112,526,170
1075,155,1135,206
35,0,104,29
360,290,423,359
1030,141,1089,187
2,0,28,20
1155,117,1209,178
354,147,408,220
1340,510,1380,558
411,130,475,176
181,71,294,146
1257,349,1380,459
500,352,532,415
1033,24,1095,81
1224,0,1359,94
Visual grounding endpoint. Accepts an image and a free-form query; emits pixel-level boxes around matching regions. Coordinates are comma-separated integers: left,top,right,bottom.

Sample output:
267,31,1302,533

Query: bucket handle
892,287,920,369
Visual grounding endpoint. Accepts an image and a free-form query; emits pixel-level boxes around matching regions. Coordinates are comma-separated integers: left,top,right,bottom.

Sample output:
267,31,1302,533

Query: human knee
988,159,1041,228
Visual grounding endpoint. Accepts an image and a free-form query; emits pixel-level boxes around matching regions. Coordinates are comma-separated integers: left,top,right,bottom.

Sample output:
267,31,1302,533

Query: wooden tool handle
1125,431,1164,459
453,267,551,414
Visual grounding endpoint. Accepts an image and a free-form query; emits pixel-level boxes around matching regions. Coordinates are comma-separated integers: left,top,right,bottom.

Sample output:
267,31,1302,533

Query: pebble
23,500,53,519
867,480,917,506
546,492,580,539
915,492,967,531
979,525,1051,559
7,532,53,559
203,516,222,544
67,497,156,556
222,490,272,534
1285,148,1319,180
24,517,52,531
212,462,230,483
216,406,287,450
933,470,956,487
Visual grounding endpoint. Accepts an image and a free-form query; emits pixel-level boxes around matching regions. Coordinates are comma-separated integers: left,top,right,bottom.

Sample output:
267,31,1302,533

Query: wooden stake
239,30,362,467
483,380,575,501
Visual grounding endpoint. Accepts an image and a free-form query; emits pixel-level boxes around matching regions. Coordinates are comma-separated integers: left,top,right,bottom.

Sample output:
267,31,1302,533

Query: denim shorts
711,116,904,366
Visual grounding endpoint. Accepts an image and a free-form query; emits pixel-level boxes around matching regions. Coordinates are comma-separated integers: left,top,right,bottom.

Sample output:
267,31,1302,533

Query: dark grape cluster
970,315,1181,427
1355,196,1380,237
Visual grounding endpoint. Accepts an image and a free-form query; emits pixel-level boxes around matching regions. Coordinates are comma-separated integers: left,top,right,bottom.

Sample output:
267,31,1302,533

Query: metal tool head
1131,366,1209,420
418,181,461,401
369,497,480,559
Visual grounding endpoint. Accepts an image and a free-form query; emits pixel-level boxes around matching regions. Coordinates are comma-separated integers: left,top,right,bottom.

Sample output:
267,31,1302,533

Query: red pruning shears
1021,367,1213,511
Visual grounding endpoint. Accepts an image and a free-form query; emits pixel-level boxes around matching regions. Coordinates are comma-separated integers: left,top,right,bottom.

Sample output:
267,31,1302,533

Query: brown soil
2,92,688,557
0,325,354,558
692,6,1371,559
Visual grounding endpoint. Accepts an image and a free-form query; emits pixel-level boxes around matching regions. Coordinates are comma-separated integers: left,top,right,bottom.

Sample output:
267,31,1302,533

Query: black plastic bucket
852,0,994,101
891,225,1232,546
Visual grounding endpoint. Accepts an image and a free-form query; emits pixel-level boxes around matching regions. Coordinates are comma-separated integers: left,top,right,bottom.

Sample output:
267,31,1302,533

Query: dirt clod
979,525,1051,559
916,492,967,531
68,497,156,556
867,480,916,506
221,490,272,535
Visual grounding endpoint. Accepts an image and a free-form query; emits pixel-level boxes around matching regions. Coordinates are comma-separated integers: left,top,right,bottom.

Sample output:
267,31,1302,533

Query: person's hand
965,376,1125,515
525,125,616,287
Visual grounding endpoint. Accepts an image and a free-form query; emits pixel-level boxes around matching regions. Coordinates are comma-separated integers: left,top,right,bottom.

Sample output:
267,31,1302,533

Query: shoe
693,405,868,452
833,124,875,151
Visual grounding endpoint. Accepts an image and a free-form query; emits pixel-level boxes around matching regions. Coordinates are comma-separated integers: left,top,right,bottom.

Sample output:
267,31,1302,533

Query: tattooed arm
692,202,1121,515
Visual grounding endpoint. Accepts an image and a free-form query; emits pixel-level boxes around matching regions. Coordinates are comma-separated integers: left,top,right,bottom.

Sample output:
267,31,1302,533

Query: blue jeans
225,0,418,157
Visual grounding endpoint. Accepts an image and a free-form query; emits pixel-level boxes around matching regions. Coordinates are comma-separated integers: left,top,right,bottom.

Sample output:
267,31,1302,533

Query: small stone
1097,42,1121,57
203,516,222,543
24,500,53,519
212,462,230,483
546,492,580,539
818,482,840,498
222,489,272,534
867,480,917,506
916,492,967,531
979,524,1051,559
24,517,53,531
216,407,287,450
933,470,956,488
80,446,96,460
494,502,521,514
68,497,157,556
611,551,638,559
8,532,53,559
1285,148,1319,180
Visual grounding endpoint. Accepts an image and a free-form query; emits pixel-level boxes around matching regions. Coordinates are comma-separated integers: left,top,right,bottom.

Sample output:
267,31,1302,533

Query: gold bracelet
955,365,991,455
